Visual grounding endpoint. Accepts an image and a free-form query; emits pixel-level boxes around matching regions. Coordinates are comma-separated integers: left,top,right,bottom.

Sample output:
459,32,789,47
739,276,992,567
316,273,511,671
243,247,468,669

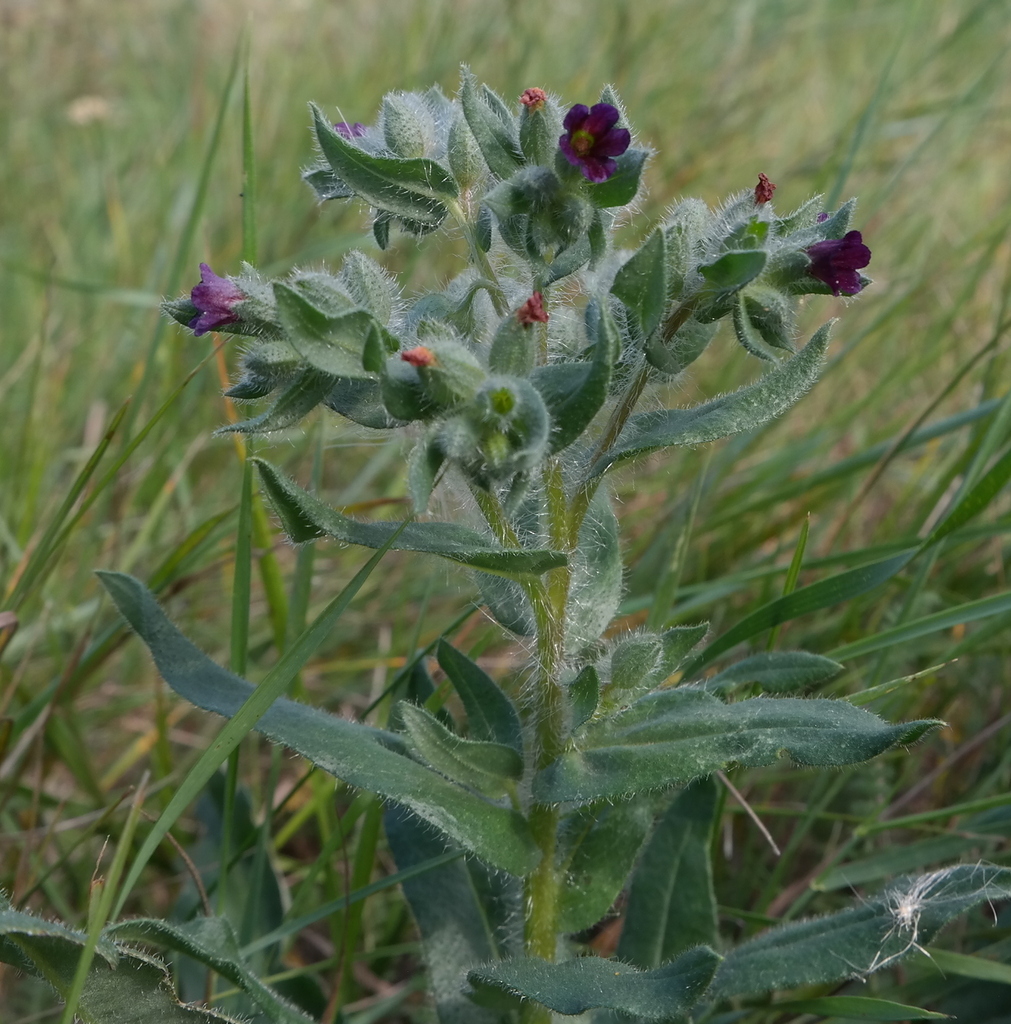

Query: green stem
448,199,508,316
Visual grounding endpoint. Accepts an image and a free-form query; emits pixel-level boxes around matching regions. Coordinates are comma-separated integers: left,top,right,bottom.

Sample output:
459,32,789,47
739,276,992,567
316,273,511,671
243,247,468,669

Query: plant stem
448,199,509,316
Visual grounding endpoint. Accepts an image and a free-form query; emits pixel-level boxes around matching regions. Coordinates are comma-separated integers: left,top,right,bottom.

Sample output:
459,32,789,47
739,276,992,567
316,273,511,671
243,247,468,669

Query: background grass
3,0,1011,1019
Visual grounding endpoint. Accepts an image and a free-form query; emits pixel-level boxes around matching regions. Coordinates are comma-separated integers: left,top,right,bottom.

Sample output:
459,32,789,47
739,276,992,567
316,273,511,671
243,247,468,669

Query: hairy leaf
534,690,939,803
612,229,667,338
459,67,523,180
566,487,623,653
702,650,843,693
587,148,649,208
468,945,721,1018
222,368,335,435
255,457,565,577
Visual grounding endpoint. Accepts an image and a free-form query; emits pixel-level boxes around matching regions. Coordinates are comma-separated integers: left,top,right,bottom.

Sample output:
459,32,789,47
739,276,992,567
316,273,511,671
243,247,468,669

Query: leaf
273,282,377,379
437,638,523,752
468,945,721,1019
386,807,518,1024
323,377,404,430
223,368,335,435
400,703,523,798
733,292,785,363
699,249,767,292
922,946,1011,985
0,895,238,1023
459,67,523,180
533,690,939,803
476,572,536,635
703,651,844,693
593,320,832,475
106,916,313,1024
612,229,667,338
557,797,655,934
254,457,565,577
710,864,1011,998
773,996,949,1020
618,780,719,966
587,148,649,208
531,297,620,454
311,103,457,225
569,664,600,731
100,573,539,875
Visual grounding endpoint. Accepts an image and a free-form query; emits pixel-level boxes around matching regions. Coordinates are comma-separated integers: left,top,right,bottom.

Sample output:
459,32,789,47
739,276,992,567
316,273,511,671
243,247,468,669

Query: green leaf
254,457,565,577
710,864,1011,998
437,638,523,752
324,377,404,429
400,703,522,798
106,916,313,1024
386,807,517,1024
922,946,1011,985
99,573,539,875
612,229,667,338
773,996,949,1020
682,547,919,677
311,102,456,225
468,946,721,1019
569,664,600,731
704,651,843,693
557,797,655,934
534,690,939,803
587,148,649,208
565,486,623,652
273,282,377,379
733,292,785,362
593,320,832,475
459,67,523,180
0,896,237,1023
223,368,335,435
531,297,620,454
618,780,719,966
699,249,767,292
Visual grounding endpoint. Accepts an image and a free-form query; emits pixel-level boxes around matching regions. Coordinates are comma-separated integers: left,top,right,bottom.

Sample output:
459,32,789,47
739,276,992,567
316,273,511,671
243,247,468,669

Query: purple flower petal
558,102,631,183
563,104,590,131
805,231,871,296
583,103,620,137
592,126,630,158
189,263,244,336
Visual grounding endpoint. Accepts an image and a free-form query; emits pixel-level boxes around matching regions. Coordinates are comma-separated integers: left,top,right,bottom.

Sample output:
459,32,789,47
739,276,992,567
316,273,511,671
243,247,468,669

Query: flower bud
338,250,397,324
519,88,563,166
381,92,431,158
448,113,484,191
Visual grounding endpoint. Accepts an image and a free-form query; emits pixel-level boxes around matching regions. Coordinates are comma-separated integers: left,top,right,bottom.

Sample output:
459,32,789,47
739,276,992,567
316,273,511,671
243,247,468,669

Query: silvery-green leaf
220,368,334,435
702,650,844,693
587,148,649,208
324,377,404,429
565,487,623,653
612,228,667,338
459,67,523,180
569,664,600,731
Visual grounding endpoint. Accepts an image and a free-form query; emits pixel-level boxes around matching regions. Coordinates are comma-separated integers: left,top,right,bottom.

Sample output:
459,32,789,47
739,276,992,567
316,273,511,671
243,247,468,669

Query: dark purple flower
558,103,630,184
334,122,366,139
805,230,872,296
189,263,244,336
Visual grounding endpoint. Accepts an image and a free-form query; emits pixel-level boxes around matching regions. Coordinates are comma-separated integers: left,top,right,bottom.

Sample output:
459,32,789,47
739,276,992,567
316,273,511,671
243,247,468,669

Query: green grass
2,0,1011,1019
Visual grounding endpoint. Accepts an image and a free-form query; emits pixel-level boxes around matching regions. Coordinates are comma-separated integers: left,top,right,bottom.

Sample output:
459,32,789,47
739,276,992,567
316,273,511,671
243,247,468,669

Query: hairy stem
448,199,509,316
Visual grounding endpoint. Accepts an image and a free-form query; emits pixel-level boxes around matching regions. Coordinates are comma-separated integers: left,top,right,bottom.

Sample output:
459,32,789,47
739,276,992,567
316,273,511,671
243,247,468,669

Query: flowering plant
57,69,1006,1023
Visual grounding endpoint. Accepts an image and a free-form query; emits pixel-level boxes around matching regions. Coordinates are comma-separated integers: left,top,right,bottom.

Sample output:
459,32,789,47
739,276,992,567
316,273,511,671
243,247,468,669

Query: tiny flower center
569,129,595,156
489,388,516,416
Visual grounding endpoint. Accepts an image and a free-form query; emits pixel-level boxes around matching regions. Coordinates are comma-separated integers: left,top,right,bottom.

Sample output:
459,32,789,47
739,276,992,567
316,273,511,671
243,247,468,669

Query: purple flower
189,263,244,336
805,230,872,296
558,103,630,183
334,122,366,139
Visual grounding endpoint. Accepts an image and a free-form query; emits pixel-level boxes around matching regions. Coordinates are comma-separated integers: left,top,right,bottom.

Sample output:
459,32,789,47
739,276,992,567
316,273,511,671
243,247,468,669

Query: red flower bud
401,346,437,368
520,88,547,111
517,292,549,325
754,172,776,205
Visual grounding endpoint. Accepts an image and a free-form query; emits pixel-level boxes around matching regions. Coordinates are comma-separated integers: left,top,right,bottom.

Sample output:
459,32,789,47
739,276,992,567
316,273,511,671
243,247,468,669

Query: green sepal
557,796,655,934
338,249,397,325
459,67,523,180
618,780,719,966
519,95,562,166
587,147,649,208
361,320,399,373
489,304,538,376
311,103,457,226
592,319,833,476
710,864,1011,998
475,203,493,251
467,945,721,1019
437,638,524,752
399,703,522,798
569,664,600,731
816,197,856,240
612,228,668,338
534,689,941,803
381,91,429,158
99,573,539,876
530,295,620,453
644,317,718,376
254,458,565,578
448,113,485,191
274,281,376,379
220,368,334,435
702,650,844,694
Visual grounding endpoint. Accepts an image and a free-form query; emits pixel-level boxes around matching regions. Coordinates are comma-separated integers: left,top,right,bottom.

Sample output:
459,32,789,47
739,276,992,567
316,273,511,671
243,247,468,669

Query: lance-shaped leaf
324,377,404,430
592,320,832,476
531,297,620,453
400,703,523,798
773,996,948,1020
437,638,524,752
274,282,380,380
101,574,538,875
533,690,939,803
459,67,523,180
612,228,667,338
0,895,238,1023
254,458,565,578
107,916,313,1024
468,945,721,1019
618,780,719,967
222,368,335,435
311,103,457,226
703,650,843,694
587,148,649,208
711,864,1011,998
699,249,767,293
386,807,521,1024
557,797,655,934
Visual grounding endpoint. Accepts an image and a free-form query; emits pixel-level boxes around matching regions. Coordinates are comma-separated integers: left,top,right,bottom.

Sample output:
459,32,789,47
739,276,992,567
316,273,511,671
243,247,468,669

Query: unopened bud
519,87,547,111
401,346,436,367
754,172,776,205
517,292,548,325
